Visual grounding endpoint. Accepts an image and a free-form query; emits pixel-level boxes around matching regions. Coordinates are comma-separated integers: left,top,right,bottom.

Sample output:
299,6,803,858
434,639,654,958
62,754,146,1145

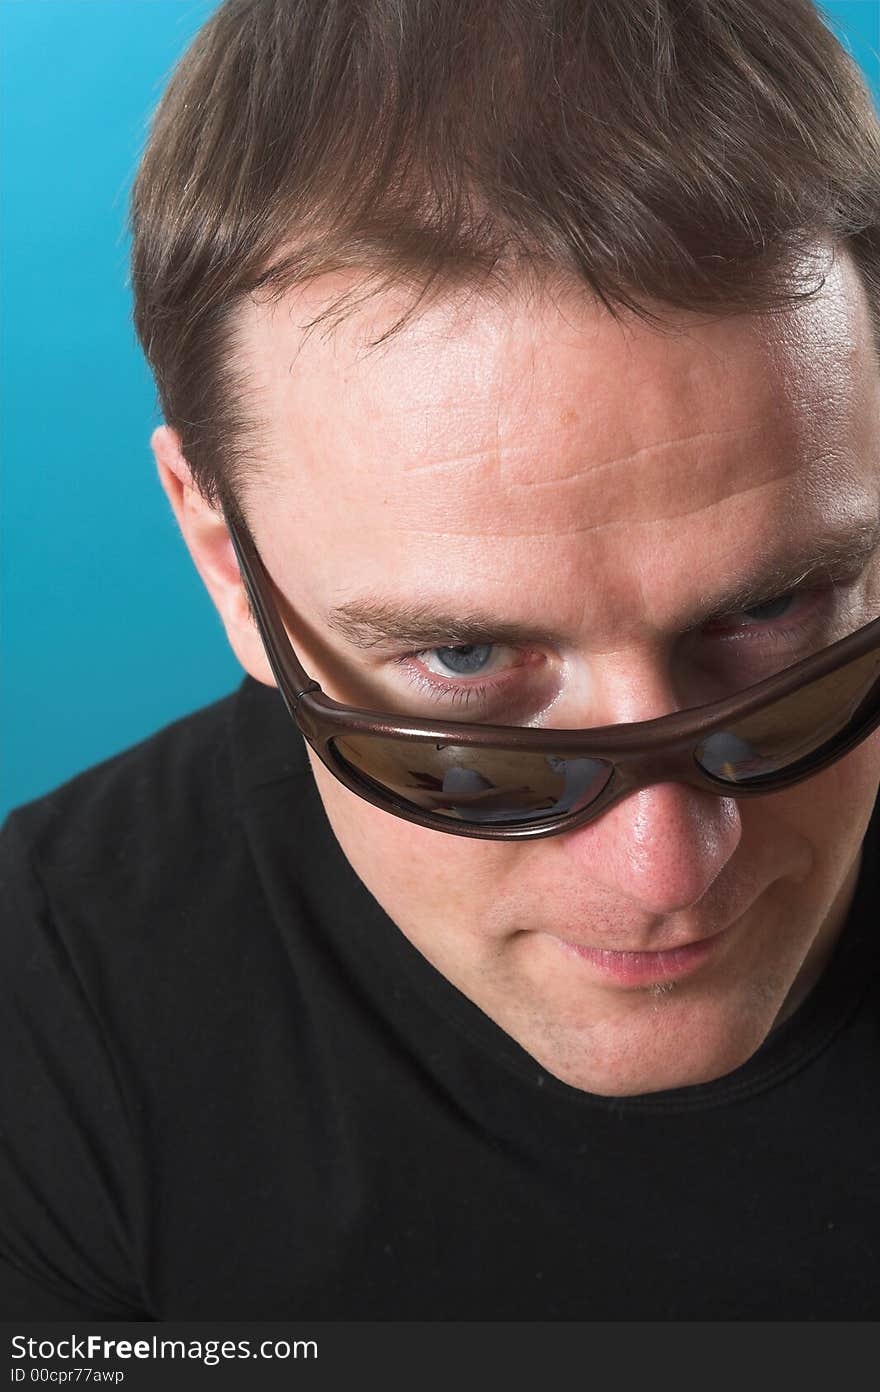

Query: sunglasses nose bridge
605,743,700,792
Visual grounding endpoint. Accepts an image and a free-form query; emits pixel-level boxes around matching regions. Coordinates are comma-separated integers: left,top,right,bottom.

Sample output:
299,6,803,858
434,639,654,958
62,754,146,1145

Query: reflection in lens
695,643,880,784
696,731,764,780
330,736,614,825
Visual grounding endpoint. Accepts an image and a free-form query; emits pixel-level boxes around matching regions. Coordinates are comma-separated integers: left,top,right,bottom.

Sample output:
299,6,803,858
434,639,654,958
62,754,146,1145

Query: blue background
2,0,879,819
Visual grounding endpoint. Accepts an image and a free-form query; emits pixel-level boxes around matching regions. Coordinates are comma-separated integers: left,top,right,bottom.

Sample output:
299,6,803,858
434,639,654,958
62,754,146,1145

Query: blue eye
399,641,526,712
432,644,494,675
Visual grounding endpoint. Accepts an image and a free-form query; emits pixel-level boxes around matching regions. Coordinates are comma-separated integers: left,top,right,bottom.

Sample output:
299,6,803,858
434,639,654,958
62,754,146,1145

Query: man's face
165,247,880,1096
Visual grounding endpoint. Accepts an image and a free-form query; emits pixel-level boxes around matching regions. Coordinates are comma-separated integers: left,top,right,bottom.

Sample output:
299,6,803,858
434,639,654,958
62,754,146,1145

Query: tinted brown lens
329,735,614,824
695,645,880,784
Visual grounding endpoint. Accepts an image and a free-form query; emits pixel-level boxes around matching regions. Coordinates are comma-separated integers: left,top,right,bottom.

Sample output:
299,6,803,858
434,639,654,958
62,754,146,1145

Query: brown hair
128,0,880,524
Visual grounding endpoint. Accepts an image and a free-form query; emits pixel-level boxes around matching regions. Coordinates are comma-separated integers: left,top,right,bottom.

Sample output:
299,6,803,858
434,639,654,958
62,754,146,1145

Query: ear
152,424,276,687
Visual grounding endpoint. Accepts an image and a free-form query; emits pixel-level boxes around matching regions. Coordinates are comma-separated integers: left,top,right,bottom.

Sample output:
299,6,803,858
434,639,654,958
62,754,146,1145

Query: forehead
235,252,879,630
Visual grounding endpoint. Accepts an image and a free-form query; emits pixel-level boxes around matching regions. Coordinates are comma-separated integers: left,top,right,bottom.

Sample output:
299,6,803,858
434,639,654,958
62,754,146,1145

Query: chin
541,1047,753,1097
512,986,780,1097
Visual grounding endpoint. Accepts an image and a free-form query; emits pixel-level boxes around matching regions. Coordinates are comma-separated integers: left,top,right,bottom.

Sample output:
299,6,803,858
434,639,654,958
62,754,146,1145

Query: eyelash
391,587,835,710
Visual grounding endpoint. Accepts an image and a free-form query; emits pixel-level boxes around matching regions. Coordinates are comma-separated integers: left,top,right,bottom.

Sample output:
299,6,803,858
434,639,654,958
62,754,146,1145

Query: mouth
550,922,735,986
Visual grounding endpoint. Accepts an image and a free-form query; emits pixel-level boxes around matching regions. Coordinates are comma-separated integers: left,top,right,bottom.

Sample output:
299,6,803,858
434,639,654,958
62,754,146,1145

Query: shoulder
0,684,251,946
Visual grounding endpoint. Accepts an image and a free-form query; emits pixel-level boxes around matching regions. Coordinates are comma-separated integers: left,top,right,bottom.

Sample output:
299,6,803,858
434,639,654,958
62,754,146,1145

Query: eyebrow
325,517,880,651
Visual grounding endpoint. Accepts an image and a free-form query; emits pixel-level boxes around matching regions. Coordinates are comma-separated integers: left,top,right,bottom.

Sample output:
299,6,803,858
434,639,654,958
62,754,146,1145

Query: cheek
306,747,510,913
750,727,880,863
808,725,879,815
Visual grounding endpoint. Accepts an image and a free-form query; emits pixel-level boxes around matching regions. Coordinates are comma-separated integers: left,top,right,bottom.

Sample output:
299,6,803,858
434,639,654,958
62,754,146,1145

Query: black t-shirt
1,674,879,1320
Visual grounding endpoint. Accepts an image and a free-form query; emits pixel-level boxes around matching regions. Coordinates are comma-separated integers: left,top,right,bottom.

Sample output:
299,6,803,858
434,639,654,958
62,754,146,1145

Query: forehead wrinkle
396,455,807,538
502,425,766,489
388,399,829,538
398,422,763,484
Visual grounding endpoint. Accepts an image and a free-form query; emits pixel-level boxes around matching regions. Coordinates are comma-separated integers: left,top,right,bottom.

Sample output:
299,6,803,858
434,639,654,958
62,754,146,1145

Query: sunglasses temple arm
222,505,321,704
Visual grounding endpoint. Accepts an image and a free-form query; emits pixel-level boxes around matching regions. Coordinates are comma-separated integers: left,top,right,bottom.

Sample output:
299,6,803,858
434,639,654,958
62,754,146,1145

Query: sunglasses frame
223,504,880,840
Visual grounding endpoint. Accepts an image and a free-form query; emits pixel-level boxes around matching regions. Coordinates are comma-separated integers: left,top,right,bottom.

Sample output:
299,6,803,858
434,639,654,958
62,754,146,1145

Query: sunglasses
223,506,880,841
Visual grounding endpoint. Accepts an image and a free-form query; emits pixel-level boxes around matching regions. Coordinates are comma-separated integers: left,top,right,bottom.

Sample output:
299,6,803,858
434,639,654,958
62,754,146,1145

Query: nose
558,652,743,917
565,781,742,918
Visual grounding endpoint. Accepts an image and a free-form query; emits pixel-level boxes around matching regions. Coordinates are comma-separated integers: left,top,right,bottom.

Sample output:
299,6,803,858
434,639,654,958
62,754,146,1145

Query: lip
552,923,733,985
